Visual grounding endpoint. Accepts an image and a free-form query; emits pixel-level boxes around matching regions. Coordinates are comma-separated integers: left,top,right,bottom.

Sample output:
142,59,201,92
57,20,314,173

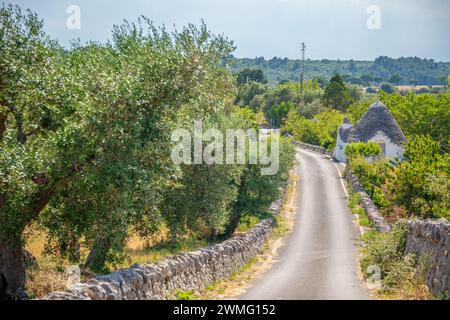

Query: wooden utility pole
300,42,306,95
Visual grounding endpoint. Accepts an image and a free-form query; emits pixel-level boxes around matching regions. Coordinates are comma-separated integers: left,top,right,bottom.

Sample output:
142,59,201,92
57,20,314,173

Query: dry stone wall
345,170,391,232
43,219,274,300
346,167,450,298
405,219,450,297
295,140,449,297
291,140,330,156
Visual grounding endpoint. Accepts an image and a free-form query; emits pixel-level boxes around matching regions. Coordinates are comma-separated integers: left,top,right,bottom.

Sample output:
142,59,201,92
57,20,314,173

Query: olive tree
1,5,85,299
0,4,235,297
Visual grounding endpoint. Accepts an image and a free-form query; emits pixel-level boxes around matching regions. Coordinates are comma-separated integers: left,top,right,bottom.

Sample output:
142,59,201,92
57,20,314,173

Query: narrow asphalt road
240,147,370,300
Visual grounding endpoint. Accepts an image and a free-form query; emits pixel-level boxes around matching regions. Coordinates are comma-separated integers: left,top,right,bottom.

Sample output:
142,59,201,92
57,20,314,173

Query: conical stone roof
351,100,407,145
338,117,353,143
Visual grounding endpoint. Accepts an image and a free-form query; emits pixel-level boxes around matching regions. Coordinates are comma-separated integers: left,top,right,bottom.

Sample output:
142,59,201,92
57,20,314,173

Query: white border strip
332,162,349,198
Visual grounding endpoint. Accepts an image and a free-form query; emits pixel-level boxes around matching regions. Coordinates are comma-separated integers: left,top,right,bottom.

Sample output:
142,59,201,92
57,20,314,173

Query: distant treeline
225,55,450,86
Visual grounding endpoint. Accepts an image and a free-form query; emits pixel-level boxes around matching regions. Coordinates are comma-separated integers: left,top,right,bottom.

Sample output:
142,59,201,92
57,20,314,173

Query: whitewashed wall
370,131,404,161
333,130,404,163
333,133,347,162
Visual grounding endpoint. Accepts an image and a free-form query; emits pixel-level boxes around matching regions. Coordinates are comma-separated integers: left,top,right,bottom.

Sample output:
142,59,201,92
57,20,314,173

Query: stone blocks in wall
345,170,391,232
43,219,274,300
346,169,450,298
405,219,450,297
291,140,331,156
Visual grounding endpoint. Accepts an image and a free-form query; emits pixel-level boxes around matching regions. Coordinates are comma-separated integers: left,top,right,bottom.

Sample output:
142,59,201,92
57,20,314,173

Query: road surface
240,147,370,300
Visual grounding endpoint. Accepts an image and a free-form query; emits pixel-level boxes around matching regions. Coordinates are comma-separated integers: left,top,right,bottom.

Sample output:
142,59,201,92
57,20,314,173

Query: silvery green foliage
0,3,235,278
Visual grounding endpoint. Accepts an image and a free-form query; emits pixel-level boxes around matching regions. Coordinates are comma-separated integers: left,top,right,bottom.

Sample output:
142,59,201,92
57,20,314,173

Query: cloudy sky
7,0,450,61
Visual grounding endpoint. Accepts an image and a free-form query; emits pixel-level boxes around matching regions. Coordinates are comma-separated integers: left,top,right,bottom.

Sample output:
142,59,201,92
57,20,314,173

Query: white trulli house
333,100,407,163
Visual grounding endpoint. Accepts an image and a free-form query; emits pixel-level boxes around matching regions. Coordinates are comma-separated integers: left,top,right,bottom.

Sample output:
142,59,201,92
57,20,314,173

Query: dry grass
24,226,72,299
116,232,208,269
235,216,260,233
375,273,432,300
395,85,444,91
24,224,207,298
381,204,408,224
26,268,68,299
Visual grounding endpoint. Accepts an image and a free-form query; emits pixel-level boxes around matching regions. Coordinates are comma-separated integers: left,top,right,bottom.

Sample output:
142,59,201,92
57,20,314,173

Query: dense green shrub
322,74,354,111
390,135,449,219
284,109,344,150
349,156,390,208
345,142,382,159
236,68,268,86
267,101,295,128
235,81,267,108
380,83,396,94
223,135,295,237
361,223,417,294
235,79,327,125
161,113,245,241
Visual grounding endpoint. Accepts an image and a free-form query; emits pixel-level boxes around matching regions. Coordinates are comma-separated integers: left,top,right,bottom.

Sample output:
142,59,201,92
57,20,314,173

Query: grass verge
346,179,432,300
359,221,432,300
348,190,372,228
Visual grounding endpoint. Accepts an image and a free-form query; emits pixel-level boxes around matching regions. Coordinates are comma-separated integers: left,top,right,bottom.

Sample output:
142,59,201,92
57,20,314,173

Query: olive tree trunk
0,235,28,300
223,210,242,239
84,234,112,274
